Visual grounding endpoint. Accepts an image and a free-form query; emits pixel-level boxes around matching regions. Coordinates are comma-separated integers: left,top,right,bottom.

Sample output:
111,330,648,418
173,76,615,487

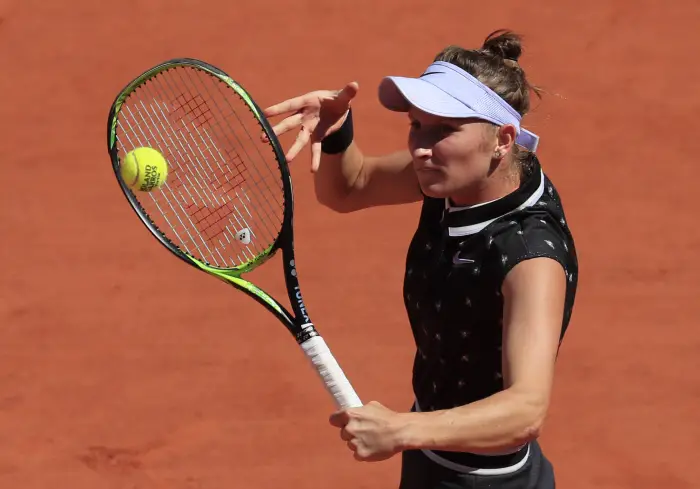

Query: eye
409,120,421,130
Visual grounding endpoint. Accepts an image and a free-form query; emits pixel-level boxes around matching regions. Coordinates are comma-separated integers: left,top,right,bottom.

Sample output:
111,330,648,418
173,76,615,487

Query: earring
494,150,502,158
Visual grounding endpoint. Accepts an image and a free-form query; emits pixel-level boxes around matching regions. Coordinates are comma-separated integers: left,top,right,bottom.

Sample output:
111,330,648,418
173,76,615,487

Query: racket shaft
301,336,362,409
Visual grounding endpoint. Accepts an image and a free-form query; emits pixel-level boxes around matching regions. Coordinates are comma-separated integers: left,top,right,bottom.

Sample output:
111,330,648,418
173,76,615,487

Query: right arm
313,141,420,213
263,83,422,213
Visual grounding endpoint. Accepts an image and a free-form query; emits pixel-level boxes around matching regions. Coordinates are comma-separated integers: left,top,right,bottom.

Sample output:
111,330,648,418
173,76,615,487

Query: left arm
331,257,567,460
398,257,567,454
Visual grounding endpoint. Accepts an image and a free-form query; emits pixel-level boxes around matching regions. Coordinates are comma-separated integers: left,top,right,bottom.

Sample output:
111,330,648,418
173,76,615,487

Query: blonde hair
434,30,543,175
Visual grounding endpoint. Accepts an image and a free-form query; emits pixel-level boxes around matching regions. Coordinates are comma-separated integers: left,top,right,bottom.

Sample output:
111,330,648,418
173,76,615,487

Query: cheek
434,136,492,178
433,137,475,166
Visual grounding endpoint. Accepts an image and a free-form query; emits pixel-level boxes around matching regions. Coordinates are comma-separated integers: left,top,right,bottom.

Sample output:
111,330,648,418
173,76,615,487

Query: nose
412,147,432,160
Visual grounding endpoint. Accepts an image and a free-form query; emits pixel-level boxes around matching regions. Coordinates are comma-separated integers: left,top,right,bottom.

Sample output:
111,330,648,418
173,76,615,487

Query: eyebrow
407,110,466,127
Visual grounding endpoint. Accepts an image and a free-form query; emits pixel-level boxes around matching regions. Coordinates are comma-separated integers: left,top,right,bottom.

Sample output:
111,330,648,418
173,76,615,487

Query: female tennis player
264,29,578,489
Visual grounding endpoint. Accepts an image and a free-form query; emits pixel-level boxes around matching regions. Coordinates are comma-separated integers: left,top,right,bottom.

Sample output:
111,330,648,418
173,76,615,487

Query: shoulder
487,175,578,280
490,215,570,273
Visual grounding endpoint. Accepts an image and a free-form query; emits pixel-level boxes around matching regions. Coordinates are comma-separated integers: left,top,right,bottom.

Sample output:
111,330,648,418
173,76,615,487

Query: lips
416,165,441,173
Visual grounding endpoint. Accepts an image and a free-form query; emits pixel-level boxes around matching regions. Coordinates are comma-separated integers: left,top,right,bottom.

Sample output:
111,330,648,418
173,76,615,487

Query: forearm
313,141,367,210
312,109,418,212
398,389,547,454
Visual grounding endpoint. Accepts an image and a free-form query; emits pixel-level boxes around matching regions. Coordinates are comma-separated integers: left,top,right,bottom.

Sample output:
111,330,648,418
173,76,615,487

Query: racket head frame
106,58,312,340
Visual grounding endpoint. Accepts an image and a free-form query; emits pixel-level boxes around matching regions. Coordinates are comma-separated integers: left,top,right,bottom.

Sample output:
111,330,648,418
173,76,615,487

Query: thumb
334,81,360,107
329,409,352,428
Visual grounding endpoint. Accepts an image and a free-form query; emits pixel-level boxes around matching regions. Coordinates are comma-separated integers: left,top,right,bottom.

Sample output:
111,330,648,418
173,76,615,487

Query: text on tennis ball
139,163,165,192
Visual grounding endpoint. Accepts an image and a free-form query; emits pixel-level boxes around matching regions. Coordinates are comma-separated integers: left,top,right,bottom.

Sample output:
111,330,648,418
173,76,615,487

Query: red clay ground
1,1,698,488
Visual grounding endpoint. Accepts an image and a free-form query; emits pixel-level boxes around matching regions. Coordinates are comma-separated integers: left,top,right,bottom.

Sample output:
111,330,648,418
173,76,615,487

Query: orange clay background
0,1,698,488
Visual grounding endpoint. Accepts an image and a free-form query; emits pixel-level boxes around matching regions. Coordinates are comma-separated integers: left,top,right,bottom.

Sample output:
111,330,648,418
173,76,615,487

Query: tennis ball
120,146,169,192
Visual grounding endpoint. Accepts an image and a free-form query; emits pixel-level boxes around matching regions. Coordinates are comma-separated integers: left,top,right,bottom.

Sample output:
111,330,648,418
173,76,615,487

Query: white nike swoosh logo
452,251,475,265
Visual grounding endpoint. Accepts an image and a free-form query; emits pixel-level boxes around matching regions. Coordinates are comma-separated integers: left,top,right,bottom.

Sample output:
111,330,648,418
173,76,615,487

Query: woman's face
407,107,510,204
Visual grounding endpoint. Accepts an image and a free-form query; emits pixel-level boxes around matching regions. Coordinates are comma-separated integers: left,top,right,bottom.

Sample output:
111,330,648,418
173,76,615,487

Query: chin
419,183,452,199
416,171,452,199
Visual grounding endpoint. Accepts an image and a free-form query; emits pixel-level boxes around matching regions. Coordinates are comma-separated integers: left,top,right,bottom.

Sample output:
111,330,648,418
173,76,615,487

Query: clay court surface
1,0,698,487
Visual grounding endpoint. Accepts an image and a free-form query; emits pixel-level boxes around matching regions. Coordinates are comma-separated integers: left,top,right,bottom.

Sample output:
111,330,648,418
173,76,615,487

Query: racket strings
142,81,275,249
166,68,284,249
122,101,235,264
118,105,221,263
176,69,284,236
114,65,286,269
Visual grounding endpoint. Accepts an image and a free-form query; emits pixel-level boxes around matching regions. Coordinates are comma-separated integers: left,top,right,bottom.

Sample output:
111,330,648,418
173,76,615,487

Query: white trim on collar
445,196,500,212
445,169,545,237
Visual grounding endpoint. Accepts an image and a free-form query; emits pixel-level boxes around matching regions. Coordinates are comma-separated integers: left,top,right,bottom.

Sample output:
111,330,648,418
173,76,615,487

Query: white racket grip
301,335,363,409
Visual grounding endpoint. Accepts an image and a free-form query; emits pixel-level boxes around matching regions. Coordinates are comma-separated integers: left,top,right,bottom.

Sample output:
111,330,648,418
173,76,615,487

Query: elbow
489,389,549,452
512,398,548,446
313,156,368,214
515,416,545,446
313,180,362,214
495,423,543,454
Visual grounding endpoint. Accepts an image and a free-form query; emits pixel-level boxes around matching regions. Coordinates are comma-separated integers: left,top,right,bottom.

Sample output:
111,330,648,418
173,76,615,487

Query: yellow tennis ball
120,147,169,192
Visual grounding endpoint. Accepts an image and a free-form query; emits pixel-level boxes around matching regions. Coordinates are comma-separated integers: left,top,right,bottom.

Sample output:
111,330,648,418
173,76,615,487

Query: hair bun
482,29,523,63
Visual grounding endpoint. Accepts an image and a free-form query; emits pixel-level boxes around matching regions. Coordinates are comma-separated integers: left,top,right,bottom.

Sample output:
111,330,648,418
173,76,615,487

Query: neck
449,164,521,207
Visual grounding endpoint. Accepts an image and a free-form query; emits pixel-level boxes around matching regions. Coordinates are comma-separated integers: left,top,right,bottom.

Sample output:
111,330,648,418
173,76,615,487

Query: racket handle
301,335,363,409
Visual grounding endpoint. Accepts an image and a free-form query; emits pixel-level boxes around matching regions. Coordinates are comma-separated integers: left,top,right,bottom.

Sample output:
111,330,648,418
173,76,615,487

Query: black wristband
321,109,354,154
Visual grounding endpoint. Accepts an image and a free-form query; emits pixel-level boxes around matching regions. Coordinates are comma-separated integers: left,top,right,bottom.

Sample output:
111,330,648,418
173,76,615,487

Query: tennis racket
106,58,362,410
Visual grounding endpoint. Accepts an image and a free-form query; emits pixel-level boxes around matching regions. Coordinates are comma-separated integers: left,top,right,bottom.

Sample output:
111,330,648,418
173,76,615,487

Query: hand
329,401,405,462
262,82,359,172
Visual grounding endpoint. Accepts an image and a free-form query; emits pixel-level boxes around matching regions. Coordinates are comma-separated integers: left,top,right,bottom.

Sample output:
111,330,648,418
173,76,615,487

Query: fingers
263,83,359,165
263,95,310,118
329,409,351,428
352,445,375,462
353,450,368,462
268,112,304,138
342,431,361,459
335,81,360,107
285,125,314,162
264,83,357,118
278,117,319,161
283,120,318,161
310,141,322,173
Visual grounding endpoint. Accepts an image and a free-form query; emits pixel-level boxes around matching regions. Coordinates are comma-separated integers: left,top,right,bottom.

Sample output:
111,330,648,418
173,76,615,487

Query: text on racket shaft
289,260,310,324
